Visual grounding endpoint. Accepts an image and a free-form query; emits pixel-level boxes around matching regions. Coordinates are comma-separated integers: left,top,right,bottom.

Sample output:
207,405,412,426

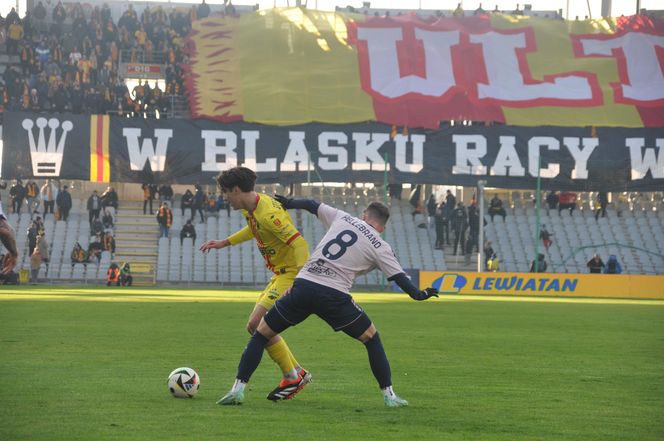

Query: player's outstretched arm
200,225,253,254
388,272,439,301
199,238,231,253
274,195,320,215
0,218,18,275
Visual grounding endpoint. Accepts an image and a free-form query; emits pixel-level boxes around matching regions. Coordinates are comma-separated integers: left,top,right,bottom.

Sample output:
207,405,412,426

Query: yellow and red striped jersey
228,193,308,274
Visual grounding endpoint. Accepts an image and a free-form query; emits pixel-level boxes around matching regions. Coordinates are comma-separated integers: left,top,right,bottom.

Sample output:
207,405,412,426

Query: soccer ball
167,367,200,398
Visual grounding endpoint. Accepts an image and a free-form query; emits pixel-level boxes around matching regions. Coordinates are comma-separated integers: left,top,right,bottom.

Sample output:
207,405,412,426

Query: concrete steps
441,243,479,272
113,200,159,285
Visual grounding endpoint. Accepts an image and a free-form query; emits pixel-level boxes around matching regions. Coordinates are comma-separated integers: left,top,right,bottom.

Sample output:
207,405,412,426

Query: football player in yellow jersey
200,167,312,402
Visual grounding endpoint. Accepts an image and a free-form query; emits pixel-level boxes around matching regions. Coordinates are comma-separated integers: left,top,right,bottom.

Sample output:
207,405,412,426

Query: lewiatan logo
432,274,467,293
430,273,579,294
471,276,578,293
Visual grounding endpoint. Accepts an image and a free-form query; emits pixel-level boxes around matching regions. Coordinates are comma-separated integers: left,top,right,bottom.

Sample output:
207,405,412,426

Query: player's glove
274,194,293,209
409,287,439,301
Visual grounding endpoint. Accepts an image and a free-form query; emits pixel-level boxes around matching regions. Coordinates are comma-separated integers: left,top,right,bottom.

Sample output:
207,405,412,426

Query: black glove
274,194,292,209
409,287,439,301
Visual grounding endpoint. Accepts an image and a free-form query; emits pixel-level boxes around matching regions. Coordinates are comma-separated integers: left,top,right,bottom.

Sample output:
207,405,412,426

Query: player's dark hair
216,167,257,193
366,202,390,226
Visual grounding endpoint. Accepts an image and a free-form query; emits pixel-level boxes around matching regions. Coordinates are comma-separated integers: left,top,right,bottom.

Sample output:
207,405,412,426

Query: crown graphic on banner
22,117,73,176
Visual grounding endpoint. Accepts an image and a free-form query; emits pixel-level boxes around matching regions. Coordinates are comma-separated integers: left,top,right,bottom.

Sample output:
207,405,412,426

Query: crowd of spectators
529,253,547,272
0,1,197,118
488,194,506,222
180,185,229,220
4,181,119,275
180,219,196,245
428,189,632,273
586,253,622,274
342,1,588,20
429,189,481,261
156,200,172,238
546,191,578,216
7,178,91,224
70,227,115,268
106,261,131,286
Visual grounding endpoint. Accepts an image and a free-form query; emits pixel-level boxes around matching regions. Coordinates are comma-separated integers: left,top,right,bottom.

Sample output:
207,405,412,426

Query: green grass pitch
1,287,663,441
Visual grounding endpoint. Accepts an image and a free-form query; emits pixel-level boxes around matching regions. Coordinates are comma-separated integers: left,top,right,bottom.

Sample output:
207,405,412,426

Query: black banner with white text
1,112,662,191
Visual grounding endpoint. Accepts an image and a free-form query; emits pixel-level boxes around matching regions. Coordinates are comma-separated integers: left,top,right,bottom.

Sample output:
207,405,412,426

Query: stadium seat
157,268,168,281
229,268,243,283
168,265,180,282
254,271,268,285
193,270,205,282
56,264,70,280
205,271,217,283
72,265,85,280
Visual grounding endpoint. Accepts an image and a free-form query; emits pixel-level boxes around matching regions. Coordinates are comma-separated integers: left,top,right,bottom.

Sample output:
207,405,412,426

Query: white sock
284,368,299,380
382,386,396,399
231,378,246,393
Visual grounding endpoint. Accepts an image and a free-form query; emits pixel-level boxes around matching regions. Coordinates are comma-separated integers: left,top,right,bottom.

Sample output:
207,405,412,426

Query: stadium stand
0,0,220,119
1,4,663,285
335,3,562,19
484,196,664,275
3,184,663,285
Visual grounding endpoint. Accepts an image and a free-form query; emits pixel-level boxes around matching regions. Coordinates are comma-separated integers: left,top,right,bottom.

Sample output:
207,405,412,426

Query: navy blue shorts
264,278,372,339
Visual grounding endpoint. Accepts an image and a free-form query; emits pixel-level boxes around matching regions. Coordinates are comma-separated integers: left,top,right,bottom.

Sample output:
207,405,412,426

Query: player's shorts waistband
271,267,299,275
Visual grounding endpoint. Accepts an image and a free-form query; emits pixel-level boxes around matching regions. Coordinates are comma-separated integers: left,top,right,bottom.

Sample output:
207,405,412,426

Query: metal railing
119,49,168,65
105,95,190,119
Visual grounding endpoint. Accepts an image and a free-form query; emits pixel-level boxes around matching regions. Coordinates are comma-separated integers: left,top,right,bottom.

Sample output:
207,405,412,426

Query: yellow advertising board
419,271,664,300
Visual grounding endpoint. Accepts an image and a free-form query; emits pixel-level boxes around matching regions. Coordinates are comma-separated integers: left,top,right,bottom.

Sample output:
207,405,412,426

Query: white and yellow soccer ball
167,367,200,398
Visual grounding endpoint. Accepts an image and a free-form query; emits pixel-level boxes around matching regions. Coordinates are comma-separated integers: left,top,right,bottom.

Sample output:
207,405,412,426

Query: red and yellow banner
89,115,110,182
186,9,664,129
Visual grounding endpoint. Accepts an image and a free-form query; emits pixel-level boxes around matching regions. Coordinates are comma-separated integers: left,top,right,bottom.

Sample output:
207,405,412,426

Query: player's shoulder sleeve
258,194,302,244
375,241,405,279
317,203,342,229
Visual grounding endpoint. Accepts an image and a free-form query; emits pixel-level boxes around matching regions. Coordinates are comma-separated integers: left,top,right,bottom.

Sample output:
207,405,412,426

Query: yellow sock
265,338,297,376
288,351,299,371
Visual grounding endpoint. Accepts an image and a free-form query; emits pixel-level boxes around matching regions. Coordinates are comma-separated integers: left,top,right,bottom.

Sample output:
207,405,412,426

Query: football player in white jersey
218,197,438,407
0,201,19,275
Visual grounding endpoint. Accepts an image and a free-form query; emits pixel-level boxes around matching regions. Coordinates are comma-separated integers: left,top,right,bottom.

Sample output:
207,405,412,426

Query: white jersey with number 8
296,203,405,294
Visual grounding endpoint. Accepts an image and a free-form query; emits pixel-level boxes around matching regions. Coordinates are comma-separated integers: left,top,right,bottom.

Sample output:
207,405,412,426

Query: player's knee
247,304,268,332
357,325,377,343
247,308,267,334
340,313,374,341
256,318,277,339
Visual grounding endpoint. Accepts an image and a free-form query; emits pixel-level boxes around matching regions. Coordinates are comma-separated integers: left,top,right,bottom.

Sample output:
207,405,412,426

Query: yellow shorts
256,272,297,310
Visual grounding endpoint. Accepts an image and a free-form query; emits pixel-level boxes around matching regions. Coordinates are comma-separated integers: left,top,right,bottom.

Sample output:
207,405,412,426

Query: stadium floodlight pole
566,0,570,19
381,153,389,291
601,0,613,17
306,150,311,190
306,152,312,236
383,153,389,207
534,153,542,272
477,180,486,272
